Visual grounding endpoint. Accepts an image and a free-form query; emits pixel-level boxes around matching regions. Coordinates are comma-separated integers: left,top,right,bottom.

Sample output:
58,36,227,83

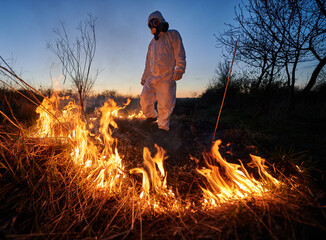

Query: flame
125,110,145,119
35,92,57,137
143,145,167,191
196,140,280,206
34,93,282,212
130,144,167,197
130,167,150,199
130,145,182,213
34,93,131,193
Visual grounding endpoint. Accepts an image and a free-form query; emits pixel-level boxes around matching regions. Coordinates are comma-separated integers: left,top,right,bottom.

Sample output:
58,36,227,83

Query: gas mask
148,18,169,40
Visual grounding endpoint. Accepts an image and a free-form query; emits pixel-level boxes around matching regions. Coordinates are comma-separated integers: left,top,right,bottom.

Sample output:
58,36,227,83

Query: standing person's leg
140,81,158,119
155,80,176,131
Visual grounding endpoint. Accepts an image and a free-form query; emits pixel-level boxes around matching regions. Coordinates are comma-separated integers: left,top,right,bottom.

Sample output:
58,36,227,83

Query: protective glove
172,71,183,81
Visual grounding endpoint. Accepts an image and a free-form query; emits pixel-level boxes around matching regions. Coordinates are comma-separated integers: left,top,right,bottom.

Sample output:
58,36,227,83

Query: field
0,88,326,239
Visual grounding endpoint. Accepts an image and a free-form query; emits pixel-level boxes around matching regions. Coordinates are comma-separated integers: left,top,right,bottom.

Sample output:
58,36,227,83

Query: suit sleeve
141,44,152,82
171,30,186,74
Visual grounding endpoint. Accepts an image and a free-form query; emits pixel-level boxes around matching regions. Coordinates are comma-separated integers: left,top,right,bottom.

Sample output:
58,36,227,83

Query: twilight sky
1,0,242,97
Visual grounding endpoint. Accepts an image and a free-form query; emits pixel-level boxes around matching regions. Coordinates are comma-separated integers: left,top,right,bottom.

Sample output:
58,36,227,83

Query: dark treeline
196,58,326,120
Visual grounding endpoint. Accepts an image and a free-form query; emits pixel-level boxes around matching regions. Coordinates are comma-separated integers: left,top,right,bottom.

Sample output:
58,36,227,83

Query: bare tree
210,59,236,89
48,14,98,117
301,0,326,95
216,0,326,105
317,0,326,17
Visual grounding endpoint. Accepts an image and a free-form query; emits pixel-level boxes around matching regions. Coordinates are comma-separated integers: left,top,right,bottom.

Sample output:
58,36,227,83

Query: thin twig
212,41,237,144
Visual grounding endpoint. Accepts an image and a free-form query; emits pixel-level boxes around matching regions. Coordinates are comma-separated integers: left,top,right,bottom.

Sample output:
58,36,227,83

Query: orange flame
130,144,167,197
130,145,182,213
34,93,129,193
35,92,70,137
125,110,145,119
196,140,280,206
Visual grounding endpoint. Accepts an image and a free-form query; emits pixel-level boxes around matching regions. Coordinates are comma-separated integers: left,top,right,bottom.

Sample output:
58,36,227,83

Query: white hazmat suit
140,11,186,131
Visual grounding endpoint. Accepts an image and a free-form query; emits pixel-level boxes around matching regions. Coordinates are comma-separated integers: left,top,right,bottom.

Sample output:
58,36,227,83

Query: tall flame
196,140,280,206
34,93,130,193
35,92,69,137
130,144,167,197
130,145,182,213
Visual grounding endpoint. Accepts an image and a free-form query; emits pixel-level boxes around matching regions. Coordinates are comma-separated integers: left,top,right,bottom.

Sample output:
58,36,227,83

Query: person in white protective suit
140,11,186,131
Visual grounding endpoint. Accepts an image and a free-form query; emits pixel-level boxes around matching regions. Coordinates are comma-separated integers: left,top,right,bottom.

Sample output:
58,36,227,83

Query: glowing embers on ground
196,140,280,207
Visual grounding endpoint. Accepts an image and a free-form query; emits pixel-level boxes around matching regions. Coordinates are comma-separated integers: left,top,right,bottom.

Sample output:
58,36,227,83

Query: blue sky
1,0,242,97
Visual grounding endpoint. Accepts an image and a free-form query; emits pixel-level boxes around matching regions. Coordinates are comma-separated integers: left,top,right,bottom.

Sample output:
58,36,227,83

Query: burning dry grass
0,92,325,239
0,135,324,239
